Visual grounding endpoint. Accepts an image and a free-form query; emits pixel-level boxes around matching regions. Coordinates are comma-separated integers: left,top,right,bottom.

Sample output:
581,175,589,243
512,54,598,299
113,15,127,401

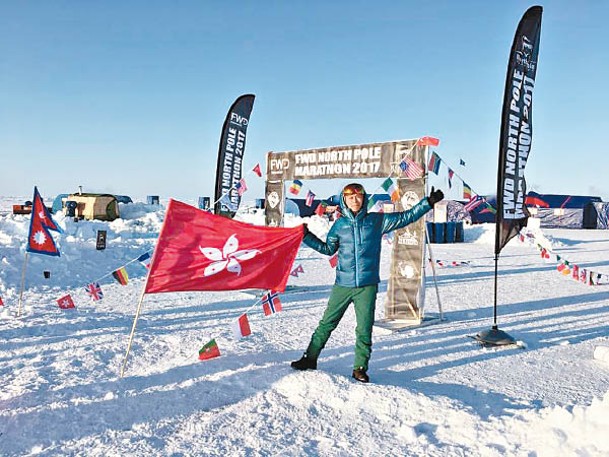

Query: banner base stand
374,314,442,332
474,327,516,346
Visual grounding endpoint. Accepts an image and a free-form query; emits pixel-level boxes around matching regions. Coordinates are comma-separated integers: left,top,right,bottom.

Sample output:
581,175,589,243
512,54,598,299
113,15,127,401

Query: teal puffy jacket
303,191,431,288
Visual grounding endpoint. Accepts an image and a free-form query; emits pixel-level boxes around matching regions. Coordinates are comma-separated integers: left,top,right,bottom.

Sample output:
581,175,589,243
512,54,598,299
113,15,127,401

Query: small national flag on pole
305,190,315,207
572,264,579,280
290,264,304,277
418,136,440,146
463,182,473,200
232,313,252,339
400,158,424,180
85,282,103,301
460,158,466,167
381,178,400,202
329,253,338,268
448,169,454,189
367,195,384,213
427,152,441,175
464,195,485,212
289,180,303,195
137,252,152,269
198,338,221,360
27,186,62,257
252,163,263,177
0,296,3,306
262,291,282,316
112,267,129,285
57,294,75,309
236,178,248,196
314,202,327,216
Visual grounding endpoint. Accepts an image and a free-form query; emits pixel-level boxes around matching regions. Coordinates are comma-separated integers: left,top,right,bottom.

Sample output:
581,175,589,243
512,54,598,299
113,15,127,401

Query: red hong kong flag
27,187,62,257
57,294,75,309
145,200,304,294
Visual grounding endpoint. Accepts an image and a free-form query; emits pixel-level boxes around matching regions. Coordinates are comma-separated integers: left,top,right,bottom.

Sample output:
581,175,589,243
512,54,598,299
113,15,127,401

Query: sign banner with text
385,145,427,320
266,139,419,181
495,6,542,254
214,94,255,217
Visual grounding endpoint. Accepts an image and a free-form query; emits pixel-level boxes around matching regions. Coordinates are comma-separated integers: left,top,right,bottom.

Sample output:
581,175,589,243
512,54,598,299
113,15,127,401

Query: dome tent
64,193,120,221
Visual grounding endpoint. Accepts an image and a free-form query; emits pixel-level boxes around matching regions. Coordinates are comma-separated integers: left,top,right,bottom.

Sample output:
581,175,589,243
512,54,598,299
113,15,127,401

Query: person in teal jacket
291,182,444,382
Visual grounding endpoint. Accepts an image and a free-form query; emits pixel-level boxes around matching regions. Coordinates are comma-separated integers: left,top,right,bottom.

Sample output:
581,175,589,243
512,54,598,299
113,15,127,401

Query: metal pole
425,231,444,320
493,254,499,329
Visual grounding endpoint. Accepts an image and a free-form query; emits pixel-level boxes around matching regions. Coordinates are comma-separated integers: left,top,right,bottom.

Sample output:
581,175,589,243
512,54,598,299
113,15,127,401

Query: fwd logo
270,158,290,172
230,113,249,126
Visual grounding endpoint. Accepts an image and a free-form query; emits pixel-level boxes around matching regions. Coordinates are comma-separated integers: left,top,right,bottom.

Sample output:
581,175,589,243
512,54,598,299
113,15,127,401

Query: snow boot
352,367,369,383
290,354,317,370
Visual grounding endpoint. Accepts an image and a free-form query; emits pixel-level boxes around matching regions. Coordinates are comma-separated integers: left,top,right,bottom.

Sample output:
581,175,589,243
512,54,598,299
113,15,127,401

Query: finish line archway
264,138,431,323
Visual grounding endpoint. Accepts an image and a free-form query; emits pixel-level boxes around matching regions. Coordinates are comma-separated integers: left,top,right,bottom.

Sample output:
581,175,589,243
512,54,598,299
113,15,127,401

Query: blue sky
1,1,608,203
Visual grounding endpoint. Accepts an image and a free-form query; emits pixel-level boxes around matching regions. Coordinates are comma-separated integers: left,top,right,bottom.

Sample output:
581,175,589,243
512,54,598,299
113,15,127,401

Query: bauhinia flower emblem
199,234,261,277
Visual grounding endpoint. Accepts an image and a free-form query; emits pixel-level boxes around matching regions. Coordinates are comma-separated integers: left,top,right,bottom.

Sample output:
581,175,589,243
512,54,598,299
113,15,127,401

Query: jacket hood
339,189,369,220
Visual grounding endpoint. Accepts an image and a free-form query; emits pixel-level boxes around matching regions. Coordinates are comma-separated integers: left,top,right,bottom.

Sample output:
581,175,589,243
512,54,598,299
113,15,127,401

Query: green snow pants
305,284,378,370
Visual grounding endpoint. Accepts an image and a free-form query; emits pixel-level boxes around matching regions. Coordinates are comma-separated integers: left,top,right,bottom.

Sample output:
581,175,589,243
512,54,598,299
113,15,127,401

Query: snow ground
1,197,608,456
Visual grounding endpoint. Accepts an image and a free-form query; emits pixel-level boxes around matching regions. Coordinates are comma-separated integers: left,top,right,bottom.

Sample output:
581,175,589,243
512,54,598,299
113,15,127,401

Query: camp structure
525,192,602,229
63,193,120,221
467,192,605,229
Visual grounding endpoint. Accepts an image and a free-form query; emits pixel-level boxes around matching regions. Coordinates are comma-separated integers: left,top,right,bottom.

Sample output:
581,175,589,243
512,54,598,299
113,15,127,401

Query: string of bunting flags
518,230,608,286
198,289,284,361
427,150,496,215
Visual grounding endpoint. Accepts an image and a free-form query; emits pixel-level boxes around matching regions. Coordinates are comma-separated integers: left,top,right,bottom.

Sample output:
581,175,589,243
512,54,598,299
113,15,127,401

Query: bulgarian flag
381,178,399,202
199,339,221,360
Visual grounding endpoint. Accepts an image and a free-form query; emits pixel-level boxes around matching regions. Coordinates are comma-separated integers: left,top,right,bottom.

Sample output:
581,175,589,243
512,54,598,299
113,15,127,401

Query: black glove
302,223,310,236
427,187,444,206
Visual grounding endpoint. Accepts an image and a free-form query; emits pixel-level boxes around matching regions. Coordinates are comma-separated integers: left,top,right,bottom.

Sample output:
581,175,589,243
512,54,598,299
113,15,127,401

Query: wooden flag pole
120,283,148,378
17,252,29,317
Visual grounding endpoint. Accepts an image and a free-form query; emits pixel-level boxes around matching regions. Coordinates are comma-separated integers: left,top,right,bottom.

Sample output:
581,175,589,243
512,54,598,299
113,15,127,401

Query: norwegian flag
262,291,282,316
57,294,75,309
85,282,104,301
400,158,424,180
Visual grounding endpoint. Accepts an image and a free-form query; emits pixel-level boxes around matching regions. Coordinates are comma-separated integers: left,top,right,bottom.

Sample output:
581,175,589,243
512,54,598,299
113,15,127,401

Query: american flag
236,178,247,196
464,195,485,212
305,190,315,207
85,282,104,301
400,158,424,180
262,291,283,316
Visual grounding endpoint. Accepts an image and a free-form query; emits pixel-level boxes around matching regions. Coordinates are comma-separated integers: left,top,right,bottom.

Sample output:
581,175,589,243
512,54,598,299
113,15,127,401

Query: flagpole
17,252,29,317
120,284,147,378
